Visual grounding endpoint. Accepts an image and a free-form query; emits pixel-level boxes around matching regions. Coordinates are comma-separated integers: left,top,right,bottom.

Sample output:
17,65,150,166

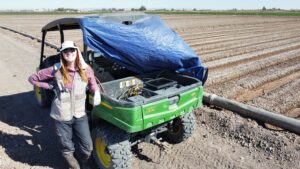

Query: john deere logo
145,107,155,113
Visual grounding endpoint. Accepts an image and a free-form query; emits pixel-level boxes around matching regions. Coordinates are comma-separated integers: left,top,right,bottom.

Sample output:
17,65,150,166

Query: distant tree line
54,6,148,13
131,6,147,11
55,8,79,12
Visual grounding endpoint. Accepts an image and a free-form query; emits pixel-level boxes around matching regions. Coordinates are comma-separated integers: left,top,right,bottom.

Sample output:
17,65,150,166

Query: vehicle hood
80,14,207,83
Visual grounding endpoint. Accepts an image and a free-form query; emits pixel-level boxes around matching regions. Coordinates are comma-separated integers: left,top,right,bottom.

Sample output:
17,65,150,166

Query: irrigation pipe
0,26,59,50
203,92,300,135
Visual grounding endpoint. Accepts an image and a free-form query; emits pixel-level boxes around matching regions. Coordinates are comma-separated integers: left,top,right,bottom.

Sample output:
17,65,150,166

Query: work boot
81,154,92,169
63,153,80,169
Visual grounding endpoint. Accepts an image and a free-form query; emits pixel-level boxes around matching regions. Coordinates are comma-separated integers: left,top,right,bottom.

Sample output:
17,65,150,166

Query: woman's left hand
93,90,101,106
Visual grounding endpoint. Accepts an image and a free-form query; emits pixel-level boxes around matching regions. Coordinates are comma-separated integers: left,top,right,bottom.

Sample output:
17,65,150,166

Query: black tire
34,86,53,108
92,123,132,169
163,111,196,144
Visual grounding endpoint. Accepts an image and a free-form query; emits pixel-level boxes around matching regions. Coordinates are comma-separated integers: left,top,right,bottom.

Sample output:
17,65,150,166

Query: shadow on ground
0,91,64,168
132,144,154,163
0,91,159,169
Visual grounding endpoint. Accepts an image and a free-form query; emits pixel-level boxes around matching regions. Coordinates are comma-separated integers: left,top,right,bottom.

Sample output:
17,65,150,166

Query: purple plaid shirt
28,66,99,93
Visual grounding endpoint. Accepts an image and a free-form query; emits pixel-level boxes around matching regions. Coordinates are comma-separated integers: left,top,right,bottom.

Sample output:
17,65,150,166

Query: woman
28,41,100,169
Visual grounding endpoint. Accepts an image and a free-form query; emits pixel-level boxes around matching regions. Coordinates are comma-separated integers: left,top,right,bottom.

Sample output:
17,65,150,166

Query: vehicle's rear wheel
163,111,196,144
92,123,132,169
34,86,53,107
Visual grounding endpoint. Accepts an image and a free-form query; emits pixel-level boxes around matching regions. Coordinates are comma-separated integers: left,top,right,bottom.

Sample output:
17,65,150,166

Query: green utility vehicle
34,13,207,169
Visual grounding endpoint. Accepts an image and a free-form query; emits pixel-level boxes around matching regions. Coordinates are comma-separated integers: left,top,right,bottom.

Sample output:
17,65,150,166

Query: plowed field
0,14,299,169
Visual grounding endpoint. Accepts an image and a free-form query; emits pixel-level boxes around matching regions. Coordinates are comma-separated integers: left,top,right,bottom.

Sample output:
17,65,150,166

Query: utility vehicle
34,13,207,169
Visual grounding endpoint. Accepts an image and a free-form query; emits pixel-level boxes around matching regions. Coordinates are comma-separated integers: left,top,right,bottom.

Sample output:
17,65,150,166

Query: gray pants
54,115,93,156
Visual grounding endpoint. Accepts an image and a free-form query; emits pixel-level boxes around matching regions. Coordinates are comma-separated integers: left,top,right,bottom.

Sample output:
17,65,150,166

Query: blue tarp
80,14,207,83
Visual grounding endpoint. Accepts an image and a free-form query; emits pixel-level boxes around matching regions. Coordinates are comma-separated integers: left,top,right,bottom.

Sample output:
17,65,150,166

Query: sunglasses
62,48,76,53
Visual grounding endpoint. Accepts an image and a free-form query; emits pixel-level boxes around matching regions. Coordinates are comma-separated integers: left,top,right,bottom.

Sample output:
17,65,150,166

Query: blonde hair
60,49,88,85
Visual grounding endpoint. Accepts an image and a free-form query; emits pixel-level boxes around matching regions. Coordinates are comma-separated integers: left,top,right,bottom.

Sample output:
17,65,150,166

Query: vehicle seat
42,54,60,68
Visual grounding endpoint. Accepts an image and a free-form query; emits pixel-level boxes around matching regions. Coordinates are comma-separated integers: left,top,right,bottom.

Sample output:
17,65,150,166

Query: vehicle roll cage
40,17,87,69
39,13,146,69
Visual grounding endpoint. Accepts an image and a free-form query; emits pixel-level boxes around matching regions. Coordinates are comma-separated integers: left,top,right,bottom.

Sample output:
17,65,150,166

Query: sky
0,0,300,10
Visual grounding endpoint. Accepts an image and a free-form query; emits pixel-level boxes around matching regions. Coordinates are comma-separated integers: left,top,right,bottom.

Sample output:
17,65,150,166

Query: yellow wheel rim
35,86,42,104
95,138,111,168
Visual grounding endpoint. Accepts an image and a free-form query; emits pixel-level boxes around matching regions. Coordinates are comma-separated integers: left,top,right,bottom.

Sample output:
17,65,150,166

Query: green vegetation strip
146,10,300,17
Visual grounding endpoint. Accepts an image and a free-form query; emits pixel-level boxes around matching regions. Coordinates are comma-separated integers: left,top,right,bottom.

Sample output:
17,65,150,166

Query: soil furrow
183,24,300,43
234,71,300,102
243,64,300,90
176,19,300,34
197,33,300,56
205,57,300,99
180,21,298,38
248,78,300,114
225,63,300,100
206,51,300,86
192,30,300,52
205,42,300,72
188,27,300,47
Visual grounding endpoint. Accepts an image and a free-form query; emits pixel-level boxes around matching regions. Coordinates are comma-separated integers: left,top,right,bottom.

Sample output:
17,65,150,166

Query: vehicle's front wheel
34,86,53,107
92,123,132,169
163,111,197,144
